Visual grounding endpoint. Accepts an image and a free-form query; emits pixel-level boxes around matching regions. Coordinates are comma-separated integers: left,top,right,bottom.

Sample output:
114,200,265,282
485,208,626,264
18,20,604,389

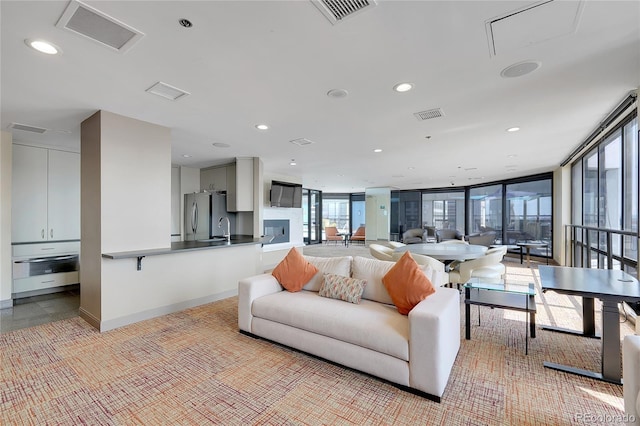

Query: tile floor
0,288,80,334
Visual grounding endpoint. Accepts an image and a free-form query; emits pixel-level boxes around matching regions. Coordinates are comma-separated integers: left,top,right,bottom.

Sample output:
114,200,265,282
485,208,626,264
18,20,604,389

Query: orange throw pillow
382,251,435,315
272,248,319,292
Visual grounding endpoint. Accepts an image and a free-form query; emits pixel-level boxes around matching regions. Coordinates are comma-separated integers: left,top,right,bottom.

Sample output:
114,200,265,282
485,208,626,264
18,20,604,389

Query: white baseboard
0,298,13,309
97,289,238,332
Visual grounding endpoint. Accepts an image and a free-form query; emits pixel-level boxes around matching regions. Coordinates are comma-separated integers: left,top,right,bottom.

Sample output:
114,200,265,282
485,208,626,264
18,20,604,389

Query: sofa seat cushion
252,290,409,361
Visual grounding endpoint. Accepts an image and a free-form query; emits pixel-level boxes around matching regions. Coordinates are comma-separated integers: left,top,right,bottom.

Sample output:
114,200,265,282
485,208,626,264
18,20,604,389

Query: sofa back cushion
303,255,352,291
352,256,395,305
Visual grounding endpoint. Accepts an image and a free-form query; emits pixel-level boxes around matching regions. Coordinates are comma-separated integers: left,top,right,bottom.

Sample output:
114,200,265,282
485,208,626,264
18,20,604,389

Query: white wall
0,132,12,307
553,165,572,266
365,187,391,241
100,111,171,252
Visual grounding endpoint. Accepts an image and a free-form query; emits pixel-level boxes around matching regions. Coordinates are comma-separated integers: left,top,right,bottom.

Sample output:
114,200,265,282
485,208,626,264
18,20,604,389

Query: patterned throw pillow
319,273,367,304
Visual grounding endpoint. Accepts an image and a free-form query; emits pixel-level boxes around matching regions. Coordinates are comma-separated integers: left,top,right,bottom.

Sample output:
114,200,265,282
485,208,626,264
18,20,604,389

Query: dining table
394,243,488,262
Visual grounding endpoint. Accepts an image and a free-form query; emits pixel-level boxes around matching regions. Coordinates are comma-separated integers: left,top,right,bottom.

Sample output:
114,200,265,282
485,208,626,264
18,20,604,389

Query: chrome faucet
218,217,231,242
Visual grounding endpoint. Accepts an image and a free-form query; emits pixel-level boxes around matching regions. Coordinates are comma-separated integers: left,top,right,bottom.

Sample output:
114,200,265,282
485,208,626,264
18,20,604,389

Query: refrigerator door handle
191,201,197,234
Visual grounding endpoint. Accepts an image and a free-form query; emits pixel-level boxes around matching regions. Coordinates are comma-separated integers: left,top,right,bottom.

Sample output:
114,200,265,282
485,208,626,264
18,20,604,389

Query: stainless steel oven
13,254,79,279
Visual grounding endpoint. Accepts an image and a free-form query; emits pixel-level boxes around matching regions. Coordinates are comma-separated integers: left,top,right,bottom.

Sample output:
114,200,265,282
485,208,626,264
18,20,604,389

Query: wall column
0,131,12,307
80,110,171,329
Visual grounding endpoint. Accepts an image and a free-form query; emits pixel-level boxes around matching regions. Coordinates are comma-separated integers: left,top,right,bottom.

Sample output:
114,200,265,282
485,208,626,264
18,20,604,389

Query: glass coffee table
464,278,537,354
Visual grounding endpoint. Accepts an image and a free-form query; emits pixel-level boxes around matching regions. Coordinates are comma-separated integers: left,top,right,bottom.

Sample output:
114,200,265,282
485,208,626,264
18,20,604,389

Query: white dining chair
447,249,507,288
369,244,394,261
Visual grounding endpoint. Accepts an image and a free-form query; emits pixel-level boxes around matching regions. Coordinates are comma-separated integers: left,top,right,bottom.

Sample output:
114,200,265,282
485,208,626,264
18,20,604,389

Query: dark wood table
539,265,640,384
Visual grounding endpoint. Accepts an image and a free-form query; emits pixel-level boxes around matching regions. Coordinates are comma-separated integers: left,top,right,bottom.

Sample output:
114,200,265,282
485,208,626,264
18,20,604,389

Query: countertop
102,235,261,259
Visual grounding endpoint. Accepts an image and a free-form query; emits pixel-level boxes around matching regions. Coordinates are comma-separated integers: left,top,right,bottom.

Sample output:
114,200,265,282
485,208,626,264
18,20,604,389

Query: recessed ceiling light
407,167,415,170
212,142,230,148
393,82,413,93
327,88,349,98
290,159,297,166
506,127,520,132
507,154,518,158
25,39,61,55
255,124,269,130
178,18,193,28
373,149,382,153
182,154,192,158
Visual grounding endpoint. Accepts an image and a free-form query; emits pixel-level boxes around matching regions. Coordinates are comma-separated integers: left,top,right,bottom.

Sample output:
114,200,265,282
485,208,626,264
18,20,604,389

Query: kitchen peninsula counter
92,236,263,332
102,235,261,259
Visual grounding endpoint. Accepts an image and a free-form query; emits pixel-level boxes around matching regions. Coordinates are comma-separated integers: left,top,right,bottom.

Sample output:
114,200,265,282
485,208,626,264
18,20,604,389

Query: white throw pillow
303,255,352,291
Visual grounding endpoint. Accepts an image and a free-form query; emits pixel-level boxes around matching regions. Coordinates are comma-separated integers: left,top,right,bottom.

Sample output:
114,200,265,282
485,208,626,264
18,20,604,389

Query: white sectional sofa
238,255,461,401
623,334,640,425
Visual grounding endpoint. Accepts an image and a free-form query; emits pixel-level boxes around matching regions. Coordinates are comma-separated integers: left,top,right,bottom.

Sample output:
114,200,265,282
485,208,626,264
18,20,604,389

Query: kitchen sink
196,237,228,242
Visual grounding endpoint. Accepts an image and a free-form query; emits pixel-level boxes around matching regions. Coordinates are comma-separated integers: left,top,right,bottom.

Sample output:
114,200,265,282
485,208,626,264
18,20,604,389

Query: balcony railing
564,224,639,279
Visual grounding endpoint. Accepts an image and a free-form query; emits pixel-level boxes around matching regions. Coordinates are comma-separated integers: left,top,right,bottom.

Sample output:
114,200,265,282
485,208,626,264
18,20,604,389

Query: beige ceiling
1,0,639,192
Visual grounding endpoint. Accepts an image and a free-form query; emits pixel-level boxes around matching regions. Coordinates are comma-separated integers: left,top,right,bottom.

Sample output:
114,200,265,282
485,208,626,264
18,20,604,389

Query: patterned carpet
0,251,635,425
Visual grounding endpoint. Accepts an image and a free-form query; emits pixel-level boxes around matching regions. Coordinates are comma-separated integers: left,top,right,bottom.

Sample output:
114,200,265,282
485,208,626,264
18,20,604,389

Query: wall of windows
422,191,465,233
302,188,321,244
505,180,552,244
351,194,365,231
308,172,553,256
467,177,552,252
571,114,638,272
321,194,350,235
469,184,503,236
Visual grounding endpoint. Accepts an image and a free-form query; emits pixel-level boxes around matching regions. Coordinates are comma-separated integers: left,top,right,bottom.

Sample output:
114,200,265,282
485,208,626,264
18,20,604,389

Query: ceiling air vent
311,0,377,25
8,123,47,134
56,0,144,53
414,108,445,121
290,138,315,146
145,82,190,101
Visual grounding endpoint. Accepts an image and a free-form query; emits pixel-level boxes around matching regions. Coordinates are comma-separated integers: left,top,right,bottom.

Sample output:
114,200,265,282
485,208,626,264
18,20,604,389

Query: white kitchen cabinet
47,149,80,240
12,144,80,243
227,158,254,212
12,144,48,242
200,165,228,192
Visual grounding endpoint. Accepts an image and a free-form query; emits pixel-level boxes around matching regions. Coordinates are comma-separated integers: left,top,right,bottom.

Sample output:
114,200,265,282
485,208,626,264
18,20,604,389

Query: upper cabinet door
12,145,49,242
47,150,80,241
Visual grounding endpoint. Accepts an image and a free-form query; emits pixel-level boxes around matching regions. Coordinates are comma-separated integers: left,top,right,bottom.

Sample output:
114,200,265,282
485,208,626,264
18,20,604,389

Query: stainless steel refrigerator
184,192,234,241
